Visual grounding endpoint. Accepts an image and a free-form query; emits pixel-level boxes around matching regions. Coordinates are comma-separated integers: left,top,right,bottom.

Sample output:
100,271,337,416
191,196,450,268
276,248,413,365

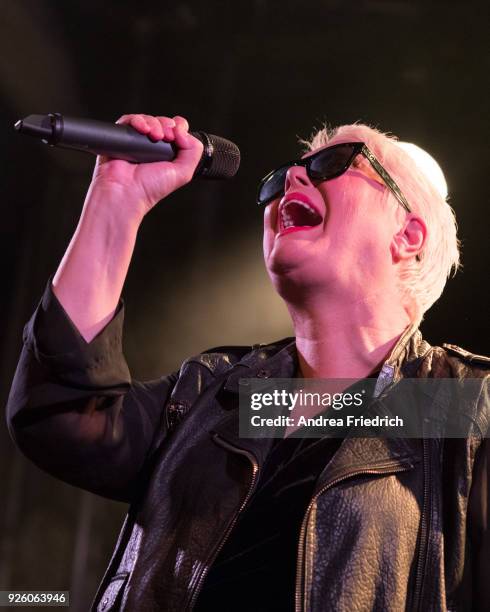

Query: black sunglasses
257,142,412,213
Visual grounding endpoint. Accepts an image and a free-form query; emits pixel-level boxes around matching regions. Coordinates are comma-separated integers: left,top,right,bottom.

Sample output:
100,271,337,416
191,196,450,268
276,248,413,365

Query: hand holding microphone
92,114,206,218
15,112,240,219
14,111,241,341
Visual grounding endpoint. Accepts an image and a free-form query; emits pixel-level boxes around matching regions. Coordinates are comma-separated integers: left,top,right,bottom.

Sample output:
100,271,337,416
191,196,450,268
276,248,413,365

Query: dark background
1,1,488,610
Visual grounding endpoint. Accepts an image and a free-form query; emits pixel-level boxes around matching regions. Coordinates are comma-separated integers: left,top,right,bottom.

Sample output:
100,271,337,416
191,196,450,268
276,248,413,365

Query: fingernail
168,119,176,127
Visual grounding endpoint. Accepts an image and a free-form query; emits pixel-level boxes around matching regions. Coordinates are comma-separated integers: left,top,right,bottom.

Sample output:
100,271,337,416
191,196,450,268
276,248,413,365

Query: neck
288,290,412,380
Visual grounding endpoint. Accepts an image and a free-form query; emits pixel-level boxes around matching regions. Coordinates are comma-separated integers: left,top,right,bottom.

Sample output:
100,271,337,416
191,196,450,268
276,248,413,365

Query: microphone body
14,113,240,179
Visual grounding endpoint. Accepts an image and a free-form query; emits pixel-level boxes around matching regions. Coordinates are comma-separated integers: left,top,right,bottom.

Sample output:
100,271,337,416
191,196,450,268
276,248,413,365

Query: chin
266,263,329,303
266,236,312,269
266,249,304,277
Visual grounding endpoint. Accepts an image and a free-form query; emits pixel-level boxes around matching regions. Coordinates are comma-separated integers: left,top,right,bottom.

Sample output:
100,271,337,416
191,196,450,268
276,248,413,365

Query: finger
173,122,197,151
116,114,152,136
172,116,191,149
172,115,196,150
173,128,203,177
173,116,189,132
140,114,165,142
155,116,177,141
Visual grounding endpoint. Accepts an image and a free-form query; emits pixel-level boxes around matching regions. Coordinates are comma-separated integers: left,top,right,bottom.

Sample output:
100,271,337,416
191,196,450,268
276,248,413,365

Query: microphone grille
195,132,240,179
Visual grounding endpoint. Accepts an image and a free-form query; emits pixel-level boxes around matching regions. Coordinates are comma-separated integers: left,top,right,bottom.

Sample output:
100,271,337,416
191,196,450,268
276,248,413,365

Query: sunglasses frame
257,141,412,214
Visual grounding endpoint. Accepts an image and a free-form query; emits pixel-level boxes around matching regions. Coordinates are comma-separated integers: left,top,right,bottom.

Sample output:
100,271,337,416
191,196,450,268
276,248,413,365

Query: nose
284,165,312,192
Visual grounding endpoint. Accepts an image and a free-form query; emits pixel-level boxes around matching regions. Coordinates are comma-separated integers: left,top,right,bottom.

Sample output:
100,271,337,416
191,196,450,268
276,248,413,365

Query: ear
390,214,427,262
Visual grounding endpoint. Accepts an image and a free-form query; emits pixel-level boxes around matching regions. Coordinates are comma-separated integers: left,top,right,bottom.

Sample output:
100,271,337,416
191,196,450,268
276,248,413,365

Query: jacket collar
222,322,432,395
213,324,431,472
374,323,432,397
222,338,298,393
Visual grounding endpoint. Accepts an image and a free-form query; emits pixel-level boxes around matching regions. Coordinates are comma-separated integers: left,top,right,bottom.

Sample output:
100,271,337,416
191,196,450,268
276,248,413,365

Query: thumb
172,117,204,174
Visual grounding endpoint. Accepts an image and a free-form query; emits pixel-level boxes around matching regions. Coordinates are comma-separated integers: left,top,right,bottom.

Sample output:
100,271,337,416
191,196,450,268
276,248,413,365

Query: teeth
287,200,318,214
280,200,319,230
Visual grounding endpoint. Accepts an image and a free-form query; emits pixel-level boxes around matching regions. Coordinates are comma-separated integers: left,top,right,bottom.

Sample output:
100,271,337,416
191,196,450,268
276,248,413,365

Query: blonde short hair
302,123,461,323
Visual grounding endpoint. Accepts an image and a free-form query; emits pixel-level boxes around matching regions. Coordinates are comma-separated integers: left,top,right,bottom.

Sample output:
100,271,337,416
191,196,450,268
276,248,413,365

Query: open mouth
279,199,323,232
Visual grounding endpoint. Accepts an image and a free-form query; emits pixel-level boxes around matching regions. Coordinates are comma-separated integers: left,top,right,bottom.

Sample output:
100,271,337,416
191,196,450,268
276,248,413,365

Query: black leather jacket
6,282,490,611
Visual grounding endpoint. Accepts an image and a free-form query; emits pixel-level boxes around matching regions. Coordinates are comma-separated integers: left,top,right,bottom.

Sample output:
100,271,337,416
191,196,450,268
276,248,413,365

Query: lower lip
278,225,319,237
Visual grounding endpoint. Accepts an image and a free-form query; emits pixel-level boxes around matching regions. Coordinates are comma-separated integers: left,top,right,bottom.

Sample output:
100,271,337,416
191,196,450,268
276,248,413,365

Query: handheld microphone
14,113,240,179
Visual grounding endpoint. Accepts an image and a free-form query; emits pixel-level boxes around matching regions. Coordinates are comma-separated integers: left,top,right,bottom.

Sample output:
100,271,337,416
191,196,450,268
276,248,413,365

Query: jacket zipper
411,438,431,612
187,434,259,611
295,460,417,612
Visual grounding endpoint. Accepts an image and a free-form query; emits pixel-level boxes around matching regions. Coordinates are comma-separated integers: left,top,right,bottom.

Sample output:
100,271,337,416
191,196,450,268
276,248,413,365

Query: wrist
84,178,148,230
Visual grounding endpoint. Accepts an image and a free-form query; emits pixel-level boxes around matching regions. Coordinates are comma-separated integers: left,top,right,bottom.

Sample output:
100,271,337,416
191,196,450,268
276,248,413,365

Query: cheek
319,181,357,236
352,210,395,267
262,204,277,257
263,201,278,230
321,182,392,260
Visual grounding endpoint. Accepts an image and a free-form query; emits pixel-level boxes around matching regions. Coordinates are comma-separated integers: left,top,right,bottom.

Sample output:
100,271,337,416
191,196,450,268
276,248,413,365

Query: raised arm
52,114,203,341
7,114,203,502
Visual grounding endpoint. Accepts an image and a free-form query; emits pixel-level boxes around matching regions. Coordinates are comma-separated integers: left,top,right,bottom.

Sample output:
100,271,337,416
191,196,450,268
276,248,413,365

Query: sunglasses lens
259,165,289,205
309,144,357,179
258,144,359,206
